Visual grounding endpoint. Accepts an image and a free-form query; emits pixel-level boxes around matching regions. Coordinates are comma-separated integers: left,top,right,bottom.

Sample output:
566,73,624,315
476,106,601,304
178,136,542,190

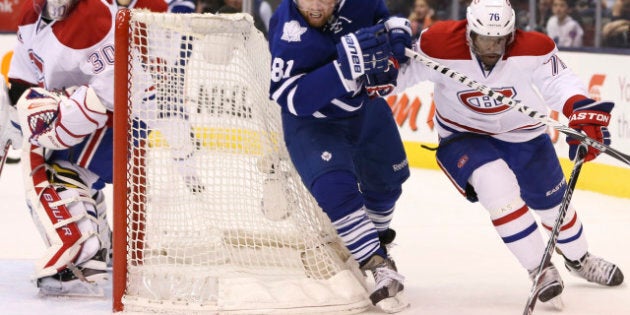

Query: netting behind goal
113,10,370,314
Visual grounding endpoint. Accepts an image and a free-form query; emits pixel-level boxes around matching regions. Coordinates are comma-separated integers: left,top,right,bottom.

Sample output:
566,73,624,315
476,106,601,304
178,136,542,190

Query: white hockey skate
37,249,109,297
362,254,409,313
564,252,624,286
529,262,564,310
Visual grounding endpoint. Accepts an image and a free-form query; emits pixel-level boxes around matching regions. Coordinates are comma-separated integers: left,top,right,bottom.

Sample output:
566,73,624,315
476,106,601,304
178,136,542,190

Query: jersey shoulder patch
420,20,470,60
507,30,556,57
52,0,113,50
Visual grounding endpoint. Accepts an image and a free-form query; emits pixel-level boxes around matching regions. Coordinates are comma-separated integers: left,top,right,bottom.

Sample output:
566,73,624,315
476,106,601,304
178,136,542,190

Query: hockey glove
0,80,22,151
336,24,391,80
384,16,412,64
365,57,399,98
17,86,108,150
564,98,613,162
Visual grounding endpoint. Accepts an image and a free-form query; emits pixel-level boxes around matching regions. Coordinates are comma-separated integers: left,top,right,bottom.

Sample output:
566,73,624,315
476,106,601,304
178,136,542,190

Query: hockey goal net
113,9,370,314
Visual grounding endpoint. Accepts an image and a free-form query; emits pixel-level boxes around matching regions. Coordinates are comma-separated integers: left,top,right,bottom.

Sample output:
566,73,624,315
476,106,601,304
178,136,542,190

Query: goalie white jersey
6,0,170,297
397,20,589,143
9,0,119,110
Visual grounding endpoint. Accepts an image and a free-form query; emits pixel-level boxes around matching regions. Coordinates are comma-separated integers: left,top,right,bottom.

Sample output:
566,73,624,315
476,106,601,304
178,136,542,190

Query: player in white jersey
392,0,623,305
5,0,197,296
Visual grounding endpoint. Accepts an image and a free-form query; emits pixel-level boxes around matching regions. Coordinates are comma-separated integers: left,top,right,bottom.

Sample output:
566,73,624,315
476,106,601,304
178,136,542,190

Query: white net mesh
117,11,369,314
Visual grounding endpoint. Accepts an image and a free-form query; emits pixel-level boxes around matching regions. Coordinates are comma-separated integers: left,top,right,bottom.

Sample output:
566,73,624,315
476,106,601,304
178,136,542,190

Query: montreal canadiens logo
457,88,517,114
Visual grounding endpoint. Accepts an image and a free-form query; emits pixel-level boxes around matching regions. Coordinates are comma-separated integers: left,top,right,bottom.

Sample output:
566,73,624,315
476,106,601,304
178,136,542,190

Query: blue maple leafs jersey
268,0,390,118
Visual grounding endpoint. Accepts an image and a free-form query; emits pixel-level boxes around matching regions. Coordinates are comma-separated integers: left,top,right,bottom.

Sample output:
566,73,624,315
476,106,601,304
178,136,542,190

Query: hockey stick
522,144,587,315
403,48,630,166
0,141,10,177
6,156,20,164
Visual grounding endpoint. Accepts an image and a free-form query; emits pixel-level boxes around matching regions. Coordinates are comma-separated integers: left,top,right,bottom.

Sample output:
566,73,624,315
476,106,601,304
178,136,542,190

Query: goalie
6,0,199,296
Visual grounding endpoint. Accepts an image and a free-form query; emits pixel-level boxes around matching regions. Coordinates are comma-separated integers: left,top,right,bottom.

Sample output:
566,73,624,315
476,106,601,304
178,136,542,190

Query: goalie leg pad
31,186,102,279
92,189,112,266
27,162,105,280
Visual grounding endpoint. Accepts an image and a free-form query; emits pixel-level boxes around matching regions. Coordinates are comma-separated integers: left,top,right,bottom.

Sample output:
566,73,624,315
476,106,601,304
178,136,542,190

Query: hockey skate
361,254,409,313
564,252,624,286
529,262,564,309
37,249,109,297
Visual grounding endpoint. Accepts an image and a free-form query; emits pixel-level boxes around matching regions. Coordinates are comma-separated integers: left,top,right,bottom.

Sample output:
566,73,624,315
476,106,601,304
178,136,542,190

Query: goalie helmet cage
113,9,371,314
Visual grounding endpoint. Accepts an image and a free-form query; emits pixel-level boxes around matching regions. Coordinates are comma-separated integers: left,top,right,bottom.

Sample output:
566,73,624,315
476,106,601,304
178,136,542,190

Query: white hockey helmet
35,0,80,21
466,0,515,41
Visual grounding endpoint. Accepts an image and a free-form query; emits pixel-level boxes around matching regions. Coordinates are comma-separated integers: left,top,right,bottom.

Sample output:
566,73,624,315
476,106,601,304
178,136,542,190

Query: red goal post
113,9,370,314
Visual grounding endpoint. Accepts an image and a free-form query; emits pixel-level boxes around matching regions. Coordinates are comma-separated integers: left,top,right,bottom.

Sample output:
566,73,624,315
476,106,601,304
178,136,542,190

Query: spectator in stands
602,19,630,47
611,0,630,18
216,0,273,38
198,0,225,13
546,0,584,47
537,0,554,32
408,0,435,40
601,0,616,13
386,0,414,17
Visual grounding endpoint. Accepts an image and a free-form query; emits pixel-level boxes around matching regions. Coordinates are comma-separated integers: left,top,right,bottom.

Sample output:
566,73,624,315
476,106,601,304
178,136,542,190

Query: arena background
1,0,628,198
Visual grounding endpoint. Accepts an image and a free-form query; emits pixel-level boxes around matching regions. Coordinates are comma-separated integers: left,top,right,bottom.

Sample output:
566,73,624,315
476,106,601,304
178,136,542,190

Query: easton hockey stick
404,48,630,166
522,144,588,315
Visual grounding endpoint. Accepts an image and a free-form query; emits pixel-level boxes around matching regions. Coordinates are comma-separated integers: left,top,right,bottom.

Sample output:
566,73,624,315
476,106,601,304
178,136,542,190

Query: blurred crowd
393,0,630,48
195,0,274,38
199,0,629,49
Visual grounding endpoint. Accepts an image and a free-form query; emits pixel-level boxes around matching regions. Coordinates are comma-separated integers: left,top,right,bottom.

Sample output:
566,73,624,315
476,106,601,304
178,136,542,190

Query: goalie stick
403,48,630,166
0,141,10,177
522,144,587,315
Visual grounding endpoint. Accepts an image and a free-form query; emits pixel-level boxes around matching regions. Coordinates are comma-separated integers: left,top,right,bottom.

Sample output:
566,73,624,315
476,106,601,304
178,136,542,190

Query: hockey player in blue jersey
268,0,412,311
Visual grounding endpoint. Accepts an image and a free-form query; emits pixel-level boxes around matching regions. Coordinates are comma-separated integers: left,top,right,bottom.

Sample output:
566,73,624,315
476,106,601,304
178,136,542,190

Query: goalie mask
466,0,515,69
34,0,80,21
294,0,339,28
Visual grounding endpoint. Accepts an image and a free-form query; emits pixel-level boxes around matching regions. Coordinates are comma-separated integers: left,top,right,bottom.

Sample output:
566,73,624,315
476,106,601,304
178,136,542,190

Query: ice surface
1,161,628,314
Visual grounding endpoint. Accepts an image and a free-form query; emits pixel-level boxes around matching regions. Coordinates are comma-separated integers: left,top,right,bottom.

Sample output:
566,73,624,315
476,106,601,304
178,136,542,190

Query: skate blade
38,274,108,298
543,296,565,311
375,291,410,314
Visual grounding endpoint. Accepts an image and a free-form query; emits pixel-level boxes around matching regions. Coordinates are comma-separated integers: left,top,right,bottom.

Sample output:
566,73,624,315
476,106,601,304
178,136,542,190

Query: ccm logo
570,112,610,124
343,35,362,73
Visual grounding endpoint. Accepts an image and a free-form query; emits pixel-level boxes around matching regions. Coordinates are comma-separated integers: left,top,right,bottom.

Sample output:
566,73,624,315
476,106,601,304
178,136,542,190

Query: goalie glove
17,86,108,150
364,57,399,98
384,16,412,64
563,98,613,162
335,24,391,80
0,80,22,150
